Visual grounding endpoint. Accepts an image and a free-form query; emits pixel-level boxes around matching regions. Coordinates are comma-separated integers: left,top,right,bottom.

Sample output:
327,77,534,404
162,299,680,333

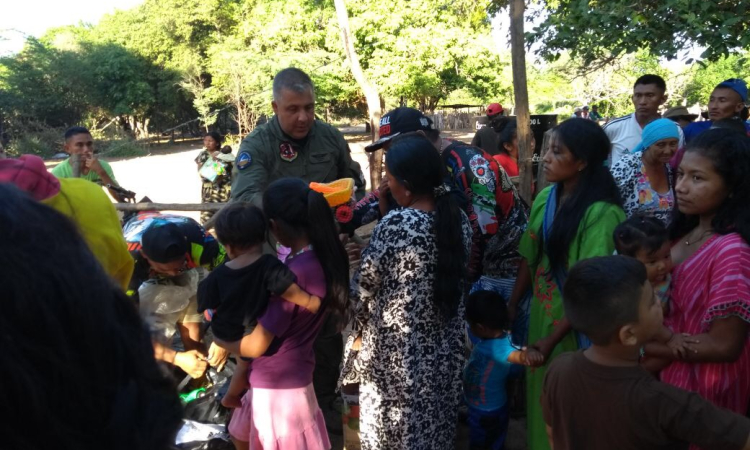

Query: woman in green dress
508,119,625,450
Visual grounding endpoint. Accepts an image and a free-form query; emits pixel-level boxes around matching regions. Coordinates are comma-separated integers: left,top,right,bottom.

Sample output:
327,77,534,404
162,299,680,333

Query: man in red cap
472,103,505,155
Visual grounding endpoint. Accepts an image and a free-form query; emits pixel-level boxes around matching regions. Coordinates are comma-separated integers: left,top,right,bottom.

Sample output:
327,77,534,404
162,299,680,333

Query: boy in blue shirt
464,291,543,449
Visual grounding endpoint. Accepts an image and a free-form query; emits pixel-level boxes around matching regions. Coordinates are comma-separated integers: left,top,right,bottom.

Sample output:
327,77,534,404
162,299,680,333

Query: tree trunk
333,0,382,190
510,0,533,202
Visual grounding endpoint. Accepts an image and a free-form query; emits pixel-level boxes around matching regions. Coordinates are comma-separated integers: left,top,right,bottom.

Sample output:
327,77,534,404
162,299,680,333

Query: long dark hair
386,135,467,318
0,184,182,450
670,128,750,243
263,178,349,316
205,131,224,146
542,118,622,274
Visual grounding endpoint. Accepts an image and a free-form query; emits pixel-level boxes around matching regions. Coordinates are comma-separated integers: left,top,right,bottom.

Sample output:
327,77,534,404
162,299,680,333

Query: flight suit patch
280,142,298,162
237,152,252,170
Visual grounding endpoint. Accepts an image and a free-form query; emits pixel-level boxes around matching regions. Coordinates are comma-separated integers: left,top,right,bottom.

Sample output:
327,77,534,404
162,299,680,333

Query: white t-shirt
603,113,684,166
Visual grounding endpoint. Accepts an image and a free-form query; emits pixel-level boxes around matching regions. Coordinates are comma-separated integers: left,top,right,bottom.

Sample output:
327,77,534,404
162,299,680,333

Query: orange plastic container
310,178,355,207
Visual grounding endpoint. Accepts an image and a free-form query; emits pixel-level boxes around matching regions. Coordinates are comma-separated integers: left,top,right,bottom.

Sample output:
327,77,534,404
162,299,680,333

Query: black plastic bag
176,437,234,450
182,362,235,425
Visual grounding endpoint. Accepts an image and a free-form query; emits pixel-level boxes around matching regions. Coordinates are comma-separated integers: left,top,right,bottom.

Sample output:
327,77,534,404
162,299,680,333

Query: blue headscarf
631,118,680,154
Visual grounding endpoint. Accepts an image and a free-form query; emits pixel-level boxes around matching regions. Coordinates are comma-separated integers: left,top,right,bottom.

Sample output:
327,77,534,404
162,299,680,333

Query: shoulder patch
237,151,252,170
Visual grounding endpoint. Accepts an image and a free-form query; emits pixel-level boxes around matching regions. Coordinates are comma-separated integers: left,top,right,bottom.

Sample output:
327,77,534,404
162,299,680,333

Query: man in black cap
124,212,227,378
348,107,526,282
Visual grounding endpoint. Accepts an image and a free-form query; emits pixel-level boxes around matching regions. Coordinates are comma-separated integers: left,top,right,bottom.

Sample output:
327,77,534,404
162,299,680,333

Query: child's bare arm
507,350,527,365
507,348,545,366
279,283,321,313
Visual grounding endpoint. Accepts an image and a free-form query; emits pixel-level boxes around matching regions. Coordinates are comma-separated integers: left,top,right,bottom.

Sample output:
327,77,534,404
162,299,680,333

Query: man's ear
618,323,639,347
660,93,668,107
271,100,279,115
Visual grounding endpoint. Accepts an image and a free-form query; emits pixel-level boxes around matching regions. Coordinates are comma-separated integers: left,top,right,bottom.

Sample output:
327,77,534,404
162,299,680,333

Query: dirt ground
106,127,528,450
107,128,478,222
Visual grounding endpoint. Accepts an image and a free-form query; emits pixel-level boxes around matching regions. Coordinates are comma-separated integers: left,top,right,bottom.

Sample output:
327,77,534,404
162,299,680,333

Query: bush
98,139,149,159
5,127,148,160
6,128,64,159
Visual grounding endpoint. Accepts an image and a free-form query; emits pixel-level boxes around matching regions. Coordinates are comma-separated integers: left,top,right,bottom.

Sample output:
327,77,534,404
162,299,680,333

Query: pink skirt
228,383,331,450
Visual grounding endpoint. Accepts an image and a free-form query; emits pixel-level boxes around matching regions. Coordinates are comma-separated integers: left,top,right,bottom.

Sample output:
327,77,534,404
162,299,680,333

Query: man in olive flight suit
231,67,365,204
229,67,362,438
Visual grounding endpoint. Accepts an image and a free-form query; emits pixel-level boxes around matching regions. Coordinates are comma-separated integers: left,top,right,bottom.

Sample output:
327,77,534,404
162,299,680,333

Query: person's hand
174,349,209,379
523,347,545,366
346,242,363,265
529,336,556,367
667,332,699,359
377,177,390,196
340,234,363,266
83,156,105,175
207,342,229,371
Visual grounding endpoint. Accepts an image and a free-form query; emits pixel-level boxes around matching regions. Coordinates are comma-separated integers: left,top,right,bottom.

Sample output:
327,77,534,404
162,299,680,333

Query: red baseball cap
486,103,504,117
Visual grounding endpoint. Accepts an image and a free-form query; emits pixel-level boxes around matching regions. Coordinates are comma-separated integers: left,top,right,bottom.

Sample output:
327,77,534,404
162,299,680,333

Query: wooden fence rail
114,202,226,212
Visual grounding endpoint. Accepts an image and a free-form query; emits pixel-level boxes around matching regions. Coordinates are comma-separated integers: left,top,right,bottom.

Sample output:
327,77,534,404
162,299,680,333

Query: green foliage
99,139,149,159
2,0,746,157
505,0,750,66
684,54,750,105
5,128,63,159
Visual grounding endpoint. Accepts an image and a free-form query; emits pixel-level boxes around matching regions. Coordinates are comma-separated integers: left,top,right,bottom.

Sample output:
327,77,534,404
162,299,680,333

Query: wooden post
510,0,532,202
70,153,81,178
334,0,383,191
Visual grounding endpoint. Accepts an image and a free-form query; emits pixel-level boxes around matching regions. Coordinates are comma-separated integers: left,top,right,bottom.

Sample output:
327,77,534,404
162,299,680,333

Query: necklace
684,229,713,246
288,244,313,260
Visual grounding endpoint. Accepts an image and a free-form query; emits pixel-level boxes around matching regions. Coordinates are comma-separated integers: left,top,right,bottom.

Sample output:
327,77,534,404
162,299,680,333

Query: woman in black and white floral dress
340,135,472,449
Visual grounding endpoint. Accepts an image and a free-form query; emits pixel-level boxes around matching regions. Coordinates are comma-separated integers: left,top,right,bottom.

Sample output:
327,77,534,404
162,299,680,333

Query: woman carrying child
195,131,234,224
340,135,472,449
644,128,750,422
611,118,680,224
215,178,349,450
508,119,625,450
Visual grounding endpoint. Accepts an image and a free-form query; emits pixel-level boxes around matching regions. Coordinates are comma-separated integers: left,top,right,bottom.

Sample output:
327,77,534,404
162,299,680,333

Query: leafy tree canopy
492,0,750,68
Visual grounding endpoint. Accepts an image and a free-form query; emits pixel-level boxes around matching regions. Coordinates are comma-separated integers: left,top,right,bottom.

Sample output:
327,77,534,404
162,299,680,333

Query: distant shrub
99,139,149,159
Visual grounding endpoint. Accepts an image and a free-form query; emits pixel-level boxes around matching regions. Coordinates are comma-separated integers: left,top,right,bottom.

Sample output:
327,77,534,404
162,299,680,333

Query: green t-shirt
51,158,117,184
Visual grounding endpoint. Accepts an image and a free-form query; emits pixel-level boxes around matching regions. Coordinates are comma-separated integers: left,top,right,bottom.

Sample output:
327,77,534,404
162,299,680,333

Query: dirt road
108,129,476,221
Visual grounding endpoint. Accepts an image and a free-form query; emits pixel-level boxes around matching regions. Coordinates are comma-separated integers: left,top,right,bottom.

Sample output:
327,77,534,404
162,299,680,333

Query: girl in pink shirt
644,129,750,426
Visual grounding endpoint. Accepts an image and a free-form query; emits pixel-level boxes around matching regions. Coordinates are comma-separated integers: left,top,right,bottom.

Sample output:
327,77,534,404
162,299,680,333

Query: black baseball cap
365,107,435,152
141,221,188,263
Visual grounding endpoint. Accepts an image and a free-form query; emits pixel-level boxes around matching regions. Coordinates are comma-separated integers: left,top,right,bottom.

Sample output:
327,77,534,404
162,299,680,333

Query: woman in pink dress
645,128,750,419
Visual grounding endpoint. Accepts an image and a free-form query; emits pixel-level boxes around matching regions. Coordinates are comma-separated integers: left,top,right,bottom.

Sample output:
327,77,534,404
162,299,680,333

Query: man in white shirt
603,75,683,166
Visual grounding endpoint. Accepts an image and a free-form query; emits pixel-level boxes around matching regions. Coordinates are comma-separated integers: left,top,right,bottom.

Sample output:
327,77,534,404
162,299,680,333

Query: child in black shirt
197,203,320,408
